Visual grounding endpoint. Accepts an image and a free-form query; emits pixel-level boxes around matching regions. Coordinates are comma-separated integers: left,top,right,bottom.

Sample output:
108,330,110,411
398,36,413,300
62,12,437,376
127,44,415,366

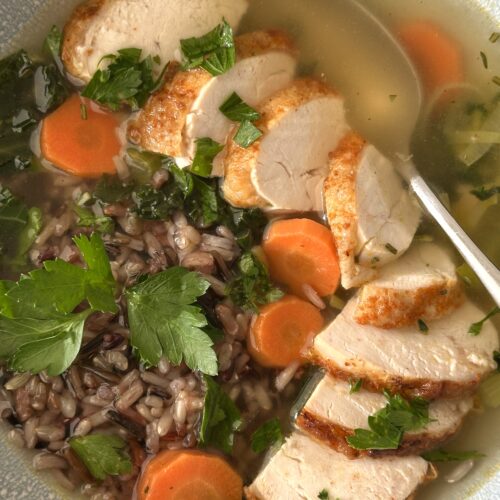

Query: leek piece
480,372,500,408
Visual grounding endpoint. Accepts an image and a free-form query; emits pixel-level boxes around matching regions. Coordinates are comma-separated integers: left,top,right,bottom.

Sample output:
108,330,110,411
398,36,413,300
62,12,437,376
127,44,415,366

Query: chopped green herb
318,490,329,500
417,319,429,334
347,391,430,450
219,92,261,122
251,418,284,453
94,174,133,204
33,64,68,113
389,94,397,102
469,306,500,336
180,20,235,76
480,51,488,69
489,32,500,43
0,233,116,375
73,205,114,234
349,378,362,394
492,76,500,87
69,434,132,480
80,103,88,120
422,449,484,462
227,252,284,312
234,120,262,148
199,375,242,453
191,138,224,177
470,185,500,201
82,48,166,110
126,267,217,374
385,243,398,255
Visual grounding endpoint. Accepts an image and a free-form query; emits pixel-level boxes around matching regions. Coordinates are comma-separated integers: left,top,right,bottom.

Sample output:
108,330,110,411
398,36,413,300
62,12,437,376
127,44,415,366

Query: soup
0,0,498,499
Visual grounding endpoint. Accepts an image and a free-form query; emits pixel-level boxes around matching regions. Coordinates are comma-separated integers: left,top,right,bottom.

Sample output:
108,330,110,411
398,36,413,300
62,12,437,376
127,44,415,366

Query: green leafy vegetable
82,48,166,110
318,490,329,500
349,378,362,394
69,434,132,480
93,174,133,204
219,92,261,122
180,20,235,76
469,306,500,336
0,233,116,375
227,252,284,312
251,418,284,453
126,267,217,374
73,205,114,234
417,319,429,333
34,64,68,113
191,138,224,177
347,391,430,450
470,185,500,201
234,120,263,148
0,186,42,267
421,449,484,462
199,375,242,454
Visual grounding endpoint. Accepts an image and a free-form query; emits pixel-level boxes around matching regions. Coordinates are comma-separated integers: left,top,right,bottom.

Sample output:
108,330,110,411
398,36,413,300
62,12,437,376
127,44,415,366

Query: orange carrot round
248,295,324,368
138,449,243,500
262,218,340,298
41,94,121,178
398,21,464,95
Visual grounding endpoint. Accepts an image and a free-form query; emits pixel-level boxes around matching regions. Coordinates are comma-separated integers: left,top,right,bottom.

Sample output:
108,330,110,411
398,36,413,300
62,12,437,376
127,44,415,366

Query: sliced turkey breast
324,132,421,289
128,30,297,161
354,242,464,329
246,432,430,500
222,78,348,210
296,374,473,459
309,298,499,400
61,0,248,81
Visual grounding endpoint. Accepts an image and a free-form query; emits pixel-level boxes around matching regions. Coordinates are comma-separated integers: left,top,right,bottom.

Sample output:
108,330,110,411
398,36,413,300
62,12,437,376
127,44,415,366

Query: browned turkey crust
222,77,340,208
324,132,378,287
61,0,107,80
127,30,296,158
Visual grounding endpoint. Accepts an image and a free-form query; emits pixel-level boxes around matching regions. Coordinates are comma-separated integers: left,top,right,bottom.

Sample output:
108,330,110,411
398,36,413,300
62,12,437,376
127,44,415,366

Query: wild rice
7,428,25,448
157,408,173,437
116,380,144,411
24,416,39,448
60,390,77,419
173,399,187,425
33,452,68,470
4,372,31,391
216,304,239,336
36,425,65,442
140,371,171,391
275,361,301,392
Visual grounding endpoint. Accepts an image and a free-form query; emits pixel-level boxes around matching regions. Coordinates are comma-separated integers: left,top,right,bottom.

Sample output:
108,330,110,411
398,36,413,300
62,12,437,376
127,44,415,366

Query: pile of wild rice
0,173,303,499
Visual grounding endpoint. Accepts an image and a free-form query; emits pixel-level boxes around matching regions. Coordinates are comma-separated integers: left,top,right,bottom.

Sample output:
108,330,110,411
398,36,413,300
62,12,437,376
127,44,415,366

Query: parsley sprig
422,449,484,462
469,306,500,336
0,233,117,375
126,267,218,375
219,92,263,148
82,48,166,110
347,391,430,450
180,20,236,76
69,434,132,480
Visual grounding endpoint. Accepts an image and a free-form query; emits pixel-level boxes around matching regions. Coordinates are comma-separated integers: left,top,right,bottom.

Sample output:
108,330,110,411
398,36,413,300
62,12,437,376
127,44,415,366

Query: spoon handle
401,160,500,307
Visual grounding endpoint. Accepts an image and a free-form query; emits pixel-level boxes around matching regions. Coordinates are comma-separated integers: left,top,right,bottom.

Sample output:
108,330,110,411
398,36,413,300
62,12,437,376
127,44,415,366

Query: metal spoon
321,0,500,306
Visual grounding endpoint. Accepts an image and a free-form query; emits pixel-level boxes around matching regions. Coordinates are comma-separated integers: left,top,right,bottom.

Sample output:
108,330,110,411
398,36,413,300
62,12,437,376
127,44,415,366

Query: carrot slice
138,449,243,500
262,218,340,298
398,21,464,95
40,94,121,178
248,295,324,368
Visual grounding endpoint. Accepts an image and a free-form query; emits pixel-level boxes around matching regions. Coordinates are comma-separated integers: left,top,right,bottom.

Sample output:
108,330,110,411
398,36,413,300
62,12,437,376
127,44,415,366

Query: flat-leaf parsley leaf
70,434,132,480
126,267,218,374
251,417,284,453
